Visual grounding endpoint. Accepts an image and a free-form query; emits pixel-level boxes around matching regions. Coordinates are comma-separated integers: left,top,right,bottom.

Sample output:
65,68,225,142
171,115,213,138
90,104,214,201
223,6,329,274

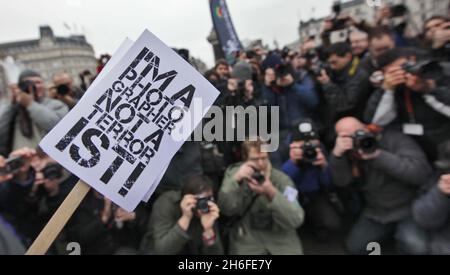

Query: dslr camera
56,84,71,96
353,130,379,154
251,170,265,185
293,122,320,163
0,156,25,176
402,60,450,85
18,80,37,95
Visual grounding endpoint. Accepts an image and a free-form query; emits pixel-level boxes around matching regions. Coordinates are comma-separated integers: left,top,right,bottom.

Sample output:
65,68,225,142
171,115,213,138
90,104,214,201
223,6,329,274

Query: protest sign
40,29,219,211
27,30,219,254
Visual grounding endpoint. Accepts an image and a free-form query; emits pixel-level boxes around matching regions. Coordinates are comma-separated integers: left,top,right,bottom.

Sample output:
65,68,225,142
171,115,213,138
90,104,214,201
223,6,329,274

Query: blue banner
209,0,243,64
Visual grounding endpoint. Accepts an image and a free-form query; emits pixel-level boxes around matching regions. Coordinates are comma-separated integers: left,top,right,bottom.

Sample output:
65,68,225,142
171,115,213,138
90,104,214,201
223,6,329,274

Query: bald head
335,117,367,136
53,72,73,87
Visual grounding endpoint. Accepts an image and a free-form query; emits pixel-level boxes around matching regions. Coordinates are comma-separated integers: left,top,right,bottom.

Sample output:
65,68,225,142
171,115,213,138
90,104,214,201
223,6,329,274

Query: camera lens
196,197,210,213
302,142,318,163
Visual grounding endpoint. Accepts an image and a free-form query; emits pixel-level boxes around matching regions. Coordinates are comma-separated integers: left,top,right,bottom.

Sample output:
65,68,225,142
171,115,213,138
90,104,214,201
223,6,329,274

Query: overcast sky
0,0,334,67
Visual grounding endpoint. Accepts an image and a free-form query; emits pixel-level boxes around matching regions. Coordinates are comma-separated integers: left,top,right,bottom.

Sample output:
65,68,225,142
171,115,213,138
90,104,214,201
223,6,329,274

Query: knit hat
18,69,41,83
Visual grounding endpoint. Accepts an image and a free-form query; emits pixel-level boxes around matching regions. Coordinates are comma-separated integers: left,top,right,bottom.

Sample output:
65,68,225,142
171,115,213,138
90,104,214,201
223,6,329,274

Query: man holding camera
0,70,68,157
218,139,304,255
142,175,223,255
262,53,319,133
330,117,432,255
413,141,450,255
281,122,341,241
0,147,77,252
50,72,84,109
365,48,450,161
315,42,370,147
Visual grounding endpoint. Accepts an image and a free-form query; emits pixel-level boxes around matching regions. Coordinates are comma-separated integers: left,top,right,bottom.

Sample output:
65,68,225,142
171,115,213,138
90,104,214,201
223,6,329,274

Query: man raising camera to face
330,117,432,255
365,48,450,162
281,121,341,242
0,70,68,157
218,138,304,255
141,175,223,255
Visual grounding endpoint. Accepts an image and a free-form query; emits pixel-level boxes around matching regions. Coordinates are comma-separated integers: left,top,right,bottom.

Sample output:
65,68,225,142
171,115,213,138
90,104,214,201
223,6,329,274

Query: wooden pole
26,180,91,255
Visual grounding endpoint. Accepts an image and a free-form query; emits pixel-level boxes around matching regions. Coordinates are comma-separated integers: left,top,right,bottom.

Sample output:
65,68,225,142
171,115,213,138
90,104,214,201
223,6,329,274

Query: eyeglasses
248,156,269,162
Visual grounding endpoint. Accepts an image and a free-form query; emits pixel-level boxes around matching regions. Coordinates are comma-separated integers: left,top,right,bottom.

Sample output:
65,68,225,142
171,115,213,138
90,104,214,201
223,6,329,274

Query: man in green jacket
141,175,223,255
218,139,305,255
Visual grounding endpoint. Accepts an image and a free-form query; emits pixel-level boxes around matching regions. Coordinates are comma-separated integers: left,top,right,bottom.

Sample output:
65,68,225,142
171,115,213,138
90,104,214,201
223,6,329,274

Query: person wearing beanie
0,69,69,156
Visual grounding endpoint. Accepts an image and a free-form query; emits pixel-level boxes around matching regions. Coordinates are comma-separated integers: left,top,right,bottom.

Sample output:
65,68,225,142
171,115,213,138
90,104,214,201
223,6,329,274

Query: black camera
252,170,265,185
310,61,328,77
302,142,319,163
196,196,212,214
353,130,379,154
303,49,318,61
402,60,450,84
18,80,37,95
56,84,70,96
42,163,63,180
329,2,349,32
390,4,408,18
0,156,25,176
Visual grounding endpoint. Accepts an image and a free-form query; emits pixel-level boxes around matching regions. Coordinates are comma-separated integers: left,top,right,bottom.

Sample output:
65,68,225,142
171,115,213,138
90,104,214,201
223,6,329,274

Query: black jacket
365,86,450,161
329,129,432,223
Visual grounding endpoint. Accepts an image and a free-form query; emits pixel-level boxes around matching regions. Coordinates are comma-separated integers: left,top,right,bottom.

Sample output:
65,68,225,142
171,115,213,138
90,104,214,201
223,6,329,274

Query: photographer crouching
218,138,304,255
142,175,223,255
330,117,432,255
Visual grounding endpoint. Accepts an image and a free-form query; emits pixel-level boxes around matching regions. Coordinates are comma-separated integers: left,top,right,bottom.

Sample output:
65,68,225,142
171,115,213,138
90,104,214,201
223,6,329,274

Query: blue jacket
262,75,319,131
281,160,332,194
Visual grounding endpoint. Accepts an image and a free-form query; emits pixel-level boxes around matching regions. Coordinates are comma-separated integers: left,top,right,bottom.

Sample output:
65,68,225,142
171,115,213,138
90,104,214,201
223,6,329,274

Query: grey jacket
329,129,432,223
143,190,223,255
0,98,68,155
413,184,450,255
219,163,304,255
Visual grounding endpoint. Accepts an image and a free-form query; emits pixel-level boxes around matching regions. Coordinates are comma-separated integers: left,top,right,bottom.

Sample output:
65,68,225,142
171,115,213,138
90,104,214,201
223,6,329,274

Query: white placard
40,30,219,211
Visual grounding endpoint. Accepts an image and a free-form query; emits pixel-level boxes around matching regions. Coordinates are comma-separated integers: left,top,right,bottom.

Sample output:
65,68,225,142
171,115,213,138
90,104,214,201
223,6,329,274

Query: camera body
292,121,320,164
390,4,408,18
402,60,450,84
353,130,379,154
196,196,212,214
56,84,71,96
0,156,25,176
18,80,37,95
302,142,319,163
252,170,265,185
310,61,329,77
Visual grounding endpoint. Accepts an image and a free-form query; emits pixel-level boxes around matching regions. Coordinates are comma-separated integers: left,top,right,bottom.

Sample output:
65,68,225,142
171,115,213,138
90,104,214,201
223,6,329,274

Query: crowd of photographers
0,3,450,255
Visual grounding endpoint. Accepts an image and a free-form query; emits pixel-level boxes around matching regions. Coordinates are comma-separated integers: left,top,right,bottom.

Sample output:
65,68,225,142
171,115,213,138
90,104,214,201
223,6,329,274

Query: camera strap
404,89,417,124
224,194,260,229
